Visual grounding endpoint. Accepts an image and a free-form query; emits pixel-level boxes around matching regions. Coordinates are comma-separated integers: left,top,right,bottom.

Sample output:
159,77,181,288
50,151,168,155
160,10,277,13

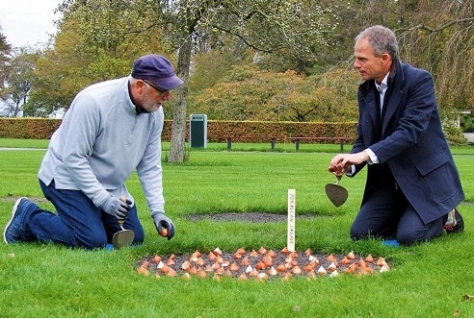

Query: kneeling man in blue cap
4,54,183,249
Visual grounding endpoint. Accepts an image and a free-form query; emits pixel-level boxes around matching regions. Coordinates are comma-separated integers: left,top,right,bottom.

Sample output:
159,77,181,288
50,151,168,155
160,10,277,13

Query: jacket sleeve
136,111,165,215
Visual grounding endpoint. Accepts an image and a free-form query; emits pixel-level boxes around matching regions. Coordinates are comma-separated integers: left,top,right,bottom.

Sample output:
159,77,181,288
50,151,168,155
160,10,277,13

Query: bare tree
144,0,334,162
0,46,38,117
0,26,12,97
395,0,474,111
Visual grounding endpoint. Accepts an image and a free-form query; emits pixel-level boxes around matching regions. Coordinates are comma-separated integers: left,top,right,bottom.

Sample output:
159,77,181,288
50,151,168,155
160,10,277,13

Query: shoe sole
445,209,464,234
453,210,464,233
3,197,28,244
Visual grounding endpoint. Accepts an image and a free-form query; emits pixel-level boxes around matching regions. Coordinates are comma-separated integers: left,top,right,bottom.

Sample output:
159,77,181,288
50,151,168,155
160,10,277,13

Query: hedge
0,118,358,143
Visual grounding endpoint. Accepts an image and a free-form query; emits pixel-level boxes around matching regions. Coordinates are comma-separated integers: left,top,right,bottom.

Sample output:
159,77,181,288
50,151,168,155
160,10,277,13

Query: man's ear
134,79,147,94
136,79,145,89
381,52,392,65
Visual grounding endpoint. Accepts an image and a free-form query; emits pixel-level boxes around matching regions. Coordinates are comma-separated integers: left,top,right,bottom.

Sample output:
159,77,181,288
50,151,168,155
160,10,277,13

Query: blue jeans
19,179,144,250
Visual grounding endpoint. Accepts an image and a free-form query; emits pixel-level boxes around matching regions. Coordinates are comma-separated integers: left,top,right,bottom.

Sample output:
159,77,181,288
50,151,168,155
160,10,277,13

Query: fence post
227,137,232,150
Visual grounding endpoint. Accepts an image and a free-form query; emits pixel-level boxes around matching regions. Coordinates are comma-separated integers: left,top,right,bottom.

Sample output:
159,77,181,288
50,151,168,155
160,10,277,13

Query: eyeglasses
142,79,169,95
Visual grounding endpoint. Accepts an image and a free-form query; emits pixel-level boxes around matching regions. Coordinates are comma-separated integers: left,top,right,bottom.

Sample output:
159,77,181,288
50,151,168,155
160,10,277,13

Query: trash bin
189,114,207,148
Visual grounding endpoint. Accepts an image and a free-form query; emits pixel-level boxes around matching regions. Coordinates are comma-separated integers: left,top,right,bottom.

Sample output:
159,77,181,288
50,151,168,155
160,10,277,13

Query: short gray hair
355,25,399,60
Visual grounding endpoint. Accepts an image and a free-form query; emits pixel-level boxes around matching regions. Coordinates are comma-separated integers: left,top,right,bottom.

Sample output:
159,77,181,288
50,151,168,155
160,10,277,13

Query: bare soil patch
0,195,49,203
186,212,317,223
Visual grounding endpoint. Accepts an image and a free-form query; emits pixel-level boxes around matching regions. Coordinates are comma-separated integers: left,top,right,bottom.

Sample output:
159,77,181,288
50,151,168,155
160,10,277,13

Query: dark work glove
102,196,132,219
152,212,175,240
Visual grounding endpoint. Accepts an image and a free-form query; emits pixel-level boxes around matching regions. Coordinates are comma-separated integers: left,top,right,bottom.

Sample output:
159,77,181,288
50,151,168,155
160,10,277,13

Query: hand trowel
325,176,348,207
111,196,135,249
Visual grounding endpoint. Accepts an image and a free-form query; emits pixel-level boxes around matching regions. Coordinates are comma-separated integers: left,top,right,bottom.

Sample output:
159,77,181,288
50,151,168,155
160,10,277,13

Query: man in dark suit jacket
328,25,465,245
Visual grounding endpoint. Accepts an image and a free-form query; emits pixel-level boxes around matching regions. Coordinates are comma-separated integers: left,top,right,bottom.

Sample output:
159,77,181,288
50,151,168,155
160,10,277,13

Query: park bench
224,136,353,152
286,136,353,152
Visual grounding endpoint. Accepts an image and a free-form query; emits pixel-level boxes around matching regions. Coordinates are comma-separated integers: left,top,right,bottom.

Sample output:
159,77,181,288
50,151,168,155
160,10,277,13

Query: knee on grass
396,229,442,246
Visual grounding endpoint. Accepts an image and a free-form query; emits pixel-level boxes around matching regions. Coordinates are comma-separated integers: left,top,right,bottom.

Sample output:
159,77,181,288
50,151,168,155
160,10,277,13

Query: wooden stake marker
287,189,296,252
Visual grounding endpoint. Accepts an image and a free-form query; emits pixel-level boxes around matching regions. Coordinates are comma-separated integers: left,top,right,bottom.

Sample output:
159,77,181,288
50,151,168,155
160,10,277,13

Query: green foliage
0,118,358,143
460,114,474,133
386,0,474,113
189,66,360,122
0,118,60,139
0,28,12,95
223,65,256,82
2,0,474,122
2,50,39,116
28,0,170,113
188,50,245,93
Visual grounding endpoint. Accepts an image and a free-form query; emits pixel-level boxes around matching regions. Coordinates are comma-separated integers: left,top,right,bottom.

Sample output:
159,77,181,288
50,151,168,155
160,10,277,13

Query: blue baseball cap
131,54,184,90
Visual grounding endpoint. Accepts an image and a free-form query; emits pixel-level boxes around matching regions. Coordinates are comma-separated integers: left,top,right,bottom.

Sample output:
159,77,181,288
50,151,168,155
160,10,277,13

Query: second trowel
111,196,135,249
325,176,348,207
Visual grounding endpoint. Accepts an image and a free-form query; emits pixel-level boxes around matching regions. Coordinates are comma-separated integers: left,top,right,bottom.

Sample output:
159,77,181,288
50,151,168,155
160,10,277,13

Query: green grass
1,137,473,154
1,138,474,317
0,137,353,153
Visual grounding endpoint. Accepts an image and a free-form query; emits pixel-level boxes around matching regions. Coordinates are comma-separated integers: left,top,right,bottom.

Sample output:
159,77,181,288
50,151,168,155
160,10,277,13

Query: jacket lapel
381,88,402,134
381,61,404,134
359,82,382,139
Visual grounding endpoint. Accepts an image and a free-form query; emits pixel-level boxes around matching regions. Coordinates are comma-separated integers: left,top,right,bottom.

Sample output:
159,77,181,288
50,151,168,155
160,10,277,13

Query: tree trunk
168,33,192,163
13,99,21,117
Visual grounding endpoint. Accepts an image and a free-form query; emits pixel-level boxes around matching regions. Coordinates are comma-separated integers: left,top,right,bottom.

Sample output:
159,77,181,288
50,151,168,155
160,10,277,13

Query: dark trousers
350,186,444,245
19,179,144,250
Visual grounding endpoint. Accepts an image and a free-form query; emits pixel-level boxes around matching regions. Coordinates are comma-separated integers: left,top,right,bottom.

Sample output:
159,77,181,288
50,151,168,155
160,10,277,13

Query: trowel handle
336,175,342,185
117,196,128,227
117,218,127,231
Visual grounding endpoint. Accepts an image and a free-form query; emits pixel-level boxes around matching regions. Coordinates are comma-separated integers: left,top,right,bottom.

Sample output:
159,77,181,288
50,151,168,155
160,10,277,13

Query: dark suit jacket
350,59,464,224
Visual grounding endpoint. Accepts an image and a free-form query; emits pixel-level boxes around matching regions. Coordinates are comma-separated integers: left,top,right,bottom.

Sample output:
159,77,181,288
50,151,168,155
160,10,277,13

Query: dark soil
186,212,317,223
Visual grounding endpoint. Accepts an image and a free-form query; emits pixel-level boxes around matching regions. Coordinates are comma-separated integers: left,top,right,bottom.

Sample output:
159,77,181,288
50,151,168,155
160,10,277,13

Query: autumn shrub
188,66,360,122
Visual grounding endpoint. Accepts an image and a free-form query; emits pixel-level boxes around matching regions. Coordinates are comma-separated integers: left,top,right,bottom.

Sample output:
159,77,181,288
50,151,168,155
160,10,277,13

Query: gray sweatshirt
38,76,165,215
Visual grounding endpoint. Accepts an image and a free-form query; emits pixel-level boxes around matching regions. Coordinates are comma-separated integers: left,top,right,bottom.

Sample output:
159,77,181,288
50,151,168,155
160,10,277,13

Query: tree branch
396,17,474,34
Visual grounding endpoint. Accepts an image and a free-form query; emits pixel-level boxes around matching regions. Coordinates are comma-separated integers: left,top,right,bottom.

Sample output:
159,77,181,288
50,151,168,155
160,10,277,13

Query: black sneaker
444,209,464,234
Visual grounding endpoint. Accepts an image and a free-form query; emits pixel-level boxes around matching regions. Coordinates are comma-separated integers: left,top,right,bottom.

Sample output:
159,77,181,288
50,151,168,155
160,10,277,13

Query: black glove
102,196,132,219
152,212,175,240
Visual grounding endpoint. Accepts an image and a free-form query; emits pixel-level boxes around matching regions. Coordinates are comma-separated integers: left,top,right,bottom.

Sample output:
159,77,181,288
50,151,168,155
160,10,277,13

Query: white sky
0,0,62,48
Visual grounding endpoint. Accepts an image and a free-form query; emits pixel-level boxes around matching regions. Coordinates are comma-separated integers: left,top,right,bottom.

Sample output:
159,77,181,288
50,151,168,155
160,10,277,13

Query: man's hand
328,165,346,177
328,154,350,176
102,196,132,219
152,212,175,240
328,151,370,174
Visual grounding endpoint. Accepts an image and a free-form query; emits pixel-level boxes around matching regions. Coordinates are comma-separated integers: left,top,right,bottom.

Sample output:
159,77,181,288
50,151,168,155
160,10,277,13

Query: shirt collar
375,73,389,93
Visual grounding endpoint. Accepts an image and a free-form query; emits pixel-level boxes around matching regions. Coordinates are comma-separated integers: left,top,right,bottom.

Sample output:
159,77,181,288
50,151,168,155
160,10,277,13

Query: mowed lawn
1,139,474,317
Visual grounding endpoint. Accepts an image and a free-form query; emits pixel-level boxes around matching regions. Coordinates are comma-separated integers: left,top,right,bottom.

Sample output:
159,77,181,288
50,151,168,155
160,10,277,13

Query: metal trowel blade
112,228,135,249
325,183,349,207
